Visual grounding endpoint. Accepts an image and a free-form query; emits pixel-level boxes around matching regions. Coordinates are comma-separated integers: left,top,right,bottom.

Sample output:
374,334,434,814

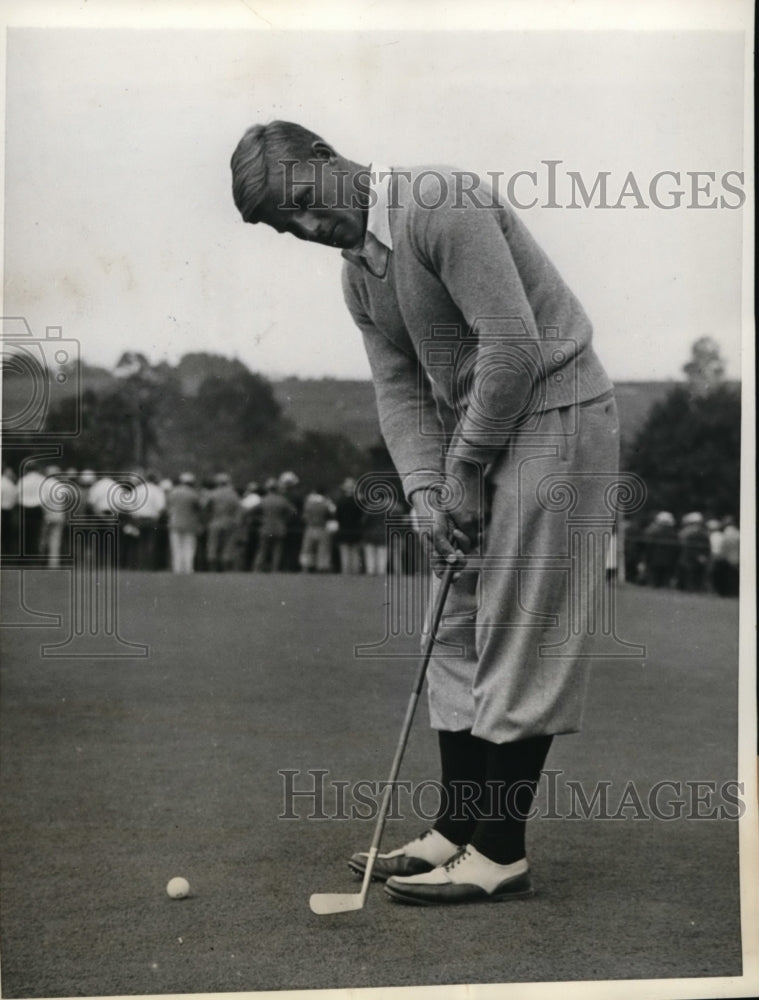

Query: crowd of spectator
0,464,416,576
1,465,741,598
623,510,740,597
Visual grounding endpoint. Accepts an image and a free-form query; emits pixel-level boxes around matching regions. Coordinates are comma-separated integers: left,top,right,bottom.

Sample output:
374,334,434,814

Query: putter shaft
309,562,456,914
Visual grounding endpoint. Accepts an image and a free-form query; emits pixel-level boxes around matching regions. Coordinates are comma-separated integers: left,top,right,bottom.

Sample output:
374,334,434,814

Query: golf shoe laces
443,845,471,871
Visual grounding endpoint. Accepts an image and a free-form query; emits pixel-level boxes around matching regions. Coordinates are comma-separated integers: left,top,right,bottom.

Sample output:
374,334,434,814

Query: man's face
254,156,366,250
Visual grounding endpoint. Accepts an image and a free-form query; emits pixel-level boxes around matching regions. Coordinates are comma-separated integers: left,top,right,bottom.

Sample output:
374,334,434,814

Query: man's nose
295,214,322,240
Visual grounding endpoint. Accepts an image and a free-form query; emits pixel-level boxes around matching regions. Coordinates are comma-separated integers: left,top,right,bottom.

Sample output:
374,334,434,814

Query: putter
309,557,457,915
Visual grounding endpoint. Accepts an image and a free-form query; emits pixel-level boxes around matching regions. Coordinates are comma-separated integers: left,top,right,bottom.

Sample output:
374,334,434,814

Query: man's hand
410,466,482,579
411,500,470,577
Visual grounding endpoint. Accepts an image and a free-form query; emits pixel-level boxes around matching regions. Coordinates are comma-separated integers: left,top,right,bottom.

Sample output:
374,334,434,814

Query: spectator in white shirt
87,474,119,518
1,466,19,557
17,461,46,558
40,465,68,568
712,517,739,597
133,471,167,570
240,481,262,571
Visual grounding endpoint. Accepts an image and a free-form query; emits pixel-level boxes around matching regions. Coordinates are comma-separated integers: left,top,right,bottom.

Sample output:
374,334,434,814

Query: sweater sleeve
341,265,446,500
417,199,546,470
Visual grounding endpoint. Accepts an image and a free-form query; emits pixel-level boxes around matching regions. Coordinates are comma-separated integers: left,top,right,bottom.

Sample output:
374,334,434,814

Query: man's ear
310,140,337,161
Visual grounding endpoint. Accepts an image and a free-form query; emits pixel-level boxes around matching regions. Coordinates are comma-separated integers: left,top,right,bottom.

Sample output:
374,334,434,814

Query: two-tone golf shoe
384,844,535,905
348,829,460,881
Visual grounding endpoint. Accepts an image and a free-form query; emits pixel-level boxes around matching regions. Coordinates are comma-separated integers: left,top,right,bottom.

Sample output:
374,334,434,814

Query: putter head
309,892,366,915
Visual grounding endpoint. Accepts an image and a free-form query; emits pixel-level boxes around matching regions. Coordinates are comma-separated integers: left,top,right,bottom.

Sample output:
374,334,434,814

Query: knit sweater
341,165,613,500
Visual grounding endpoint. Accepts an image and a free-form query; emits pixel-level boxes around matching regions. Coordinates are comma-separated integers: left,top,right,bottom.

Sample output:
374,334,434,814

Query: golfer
231,122,619,906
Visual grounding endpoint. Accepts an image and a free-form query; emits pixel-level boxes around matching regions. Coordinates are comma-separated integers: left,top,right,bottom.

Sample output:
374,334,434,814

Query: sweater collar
342,165,392,277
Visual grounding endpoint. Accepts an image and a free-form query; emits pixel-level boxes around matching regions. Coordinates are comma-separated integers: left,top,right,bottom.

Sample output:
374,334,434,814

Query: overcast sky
1,9,750,383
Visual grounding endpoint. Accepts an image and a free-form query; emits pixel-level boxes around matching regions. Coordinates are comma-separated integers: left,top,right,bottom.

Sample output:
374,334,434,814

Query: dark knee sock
432,730,489,846
470,735,553,865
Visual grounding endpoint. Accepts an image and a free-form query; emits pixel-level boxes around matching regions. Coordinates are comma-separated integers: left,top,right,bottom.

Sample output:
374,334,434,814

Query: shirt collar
342,165,392,277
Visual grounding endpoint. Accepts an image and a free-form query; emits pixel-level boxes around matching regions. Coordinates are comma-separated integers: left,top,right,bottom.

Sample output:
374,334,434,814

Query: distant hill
271,376,681,450
1,359,114,432
2,353,692,454
272,377,382,448
174,353,252,395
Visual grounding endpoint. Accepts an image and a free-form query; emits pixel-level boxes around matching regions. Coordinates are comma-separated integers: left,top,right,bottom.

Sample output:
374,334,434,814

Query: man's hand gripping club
410,464,482,582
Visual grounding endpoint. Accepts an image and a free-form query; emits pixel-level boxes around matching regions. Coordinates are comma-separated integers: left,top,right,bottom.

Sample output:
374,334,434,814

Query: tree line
30,351,378,487
3,337,741,521
624,337,741,520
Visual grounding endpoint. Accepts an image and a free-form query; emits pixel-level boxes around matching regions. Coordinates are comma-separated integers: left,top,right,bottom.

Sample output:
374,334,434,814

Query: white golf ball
166,877,190,899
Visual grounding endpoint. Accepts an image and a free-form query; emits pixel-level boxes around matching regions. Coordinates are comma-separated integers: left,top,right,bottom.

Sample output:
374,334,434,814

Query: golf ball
167,877,190,899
